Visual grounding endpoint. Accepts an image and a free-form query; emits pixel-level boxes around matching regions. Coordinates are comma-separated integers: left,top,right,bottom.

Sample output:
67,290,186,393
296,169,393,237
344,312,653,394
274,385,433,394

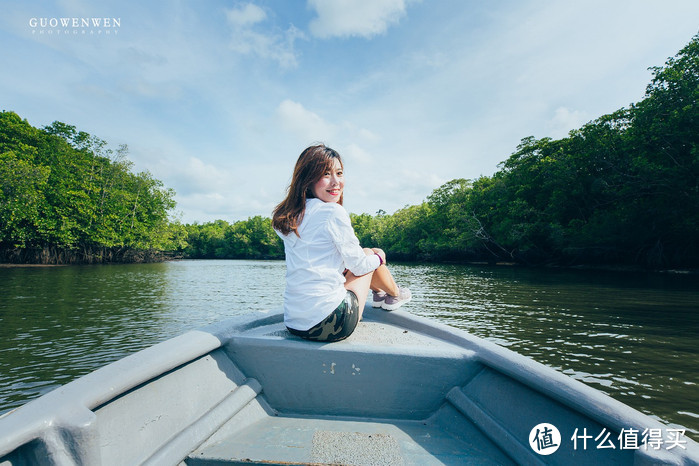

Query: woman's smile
312,158,344,203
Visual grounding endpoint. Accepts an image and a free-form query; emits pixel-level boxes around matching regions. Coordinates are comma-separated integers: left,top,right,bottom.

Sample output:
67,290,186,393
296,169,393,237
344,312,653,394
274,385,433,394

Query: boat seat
222,317,483,420
181,315,519,464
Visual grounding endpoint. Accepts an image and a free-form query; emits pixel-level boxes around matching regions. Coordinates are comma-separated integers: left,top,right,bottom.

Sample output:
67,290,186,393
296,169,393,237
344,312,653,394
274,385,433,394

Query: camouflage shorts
288,290,359,342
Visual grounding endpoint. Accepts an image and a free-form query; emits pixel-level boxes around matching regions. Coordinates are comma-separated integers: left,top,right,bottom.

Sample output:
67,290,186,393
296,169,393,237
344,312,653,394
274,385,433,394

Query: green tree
0,111,178,263
0,152,49,247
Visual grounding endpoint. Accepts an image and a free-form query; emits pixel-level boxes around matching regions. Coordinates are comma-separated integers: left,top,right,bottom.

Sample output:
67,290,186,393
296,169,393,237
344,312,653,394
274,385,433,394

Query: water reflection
1,261,697,440
153,260,286,335
1,263,174,409
0,261,286,414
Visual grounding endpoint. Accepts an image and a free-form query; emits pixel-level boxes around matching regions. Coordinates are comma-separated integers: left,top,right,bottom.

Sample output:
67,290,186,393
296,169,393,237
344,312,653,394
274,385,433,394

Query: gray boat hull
1,307,697,465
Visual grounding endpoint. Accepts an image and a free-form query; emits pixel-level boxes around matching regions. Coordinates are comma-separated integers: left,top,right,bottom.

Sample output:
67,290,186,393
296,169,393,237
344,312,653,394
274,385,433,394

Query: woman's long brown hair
272,145,344,236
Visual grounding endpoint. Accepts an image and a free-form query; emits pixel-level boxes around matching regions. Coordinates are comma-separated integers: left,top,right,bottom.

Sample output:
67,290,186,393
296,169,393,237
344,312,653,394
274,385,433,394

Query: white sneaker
371,291,387,308
381,287,411,311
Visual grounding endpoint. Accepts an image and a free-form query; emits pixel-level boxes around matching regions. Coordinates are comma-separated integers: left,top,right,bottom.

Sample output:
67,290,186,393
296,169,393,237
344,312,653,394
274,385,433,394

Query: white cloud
356,127,380,143
225,3,304,68
275,100,382,168
176,157,235,196
276,99,337,143
547,107,589,139
345,164,445,216
119,80,183,100
152,155,275,222
308,0,406,38
225,3,267,27
176,192,232,223
175,178,283,223
342,143,372,164
137,148,236,197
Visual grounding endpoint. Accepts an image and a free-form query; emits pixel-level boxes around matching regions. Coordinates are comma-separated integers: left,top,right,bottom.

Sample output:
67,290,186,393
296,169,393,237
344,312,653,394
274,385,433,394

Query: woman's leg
369,248,400,296
344,248,402,320
360,248,411,311
344,269,373,321
343,248,393,318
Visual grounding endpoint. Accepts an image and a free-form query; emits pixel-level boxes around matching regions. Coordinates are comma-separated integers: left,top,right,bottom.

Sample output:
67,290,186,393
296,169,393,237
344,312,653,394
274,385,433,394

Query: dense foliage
0,113,179,263
182,217,283,259
352,35,699,268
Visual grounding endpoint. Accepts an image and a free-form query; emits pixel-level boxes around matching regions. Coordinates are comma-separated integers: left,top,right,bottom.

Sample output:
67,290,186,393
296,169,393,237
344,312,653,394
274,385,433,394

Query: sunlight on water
1,260,697,439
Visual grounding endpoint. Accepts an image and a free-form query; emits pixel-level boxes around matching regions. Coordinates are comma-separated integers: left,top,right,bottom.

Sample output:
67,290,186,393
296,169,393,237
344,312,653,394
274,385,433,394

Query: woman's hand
371,248,387,266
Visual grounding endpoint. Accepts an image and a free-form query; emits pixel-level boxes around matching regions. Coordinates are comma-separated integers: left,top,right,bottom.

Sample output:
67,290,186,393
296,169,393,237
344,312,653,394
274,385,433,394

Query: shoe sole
371,302,384,308
381,296,411,311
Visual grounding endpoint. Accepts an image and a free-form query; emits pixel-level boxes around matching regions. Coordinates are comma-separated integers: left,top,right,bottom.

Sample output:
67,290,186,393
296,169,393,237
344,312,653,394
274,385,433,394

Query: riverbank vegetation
182,217,282,259
2,35,697,267
0,112,180,263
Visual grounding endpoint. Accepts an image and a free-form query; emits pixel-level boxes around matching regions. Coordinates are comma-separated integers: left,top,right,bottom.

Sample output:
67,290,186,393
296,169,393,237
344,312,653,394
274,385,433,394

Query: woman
272,144,411,342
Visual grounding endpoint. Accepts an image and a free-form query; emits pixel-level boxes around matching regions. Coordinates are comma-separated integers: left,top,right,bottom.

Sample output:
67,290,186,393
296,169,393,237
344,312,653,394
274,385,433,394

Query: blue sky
1,1,698,223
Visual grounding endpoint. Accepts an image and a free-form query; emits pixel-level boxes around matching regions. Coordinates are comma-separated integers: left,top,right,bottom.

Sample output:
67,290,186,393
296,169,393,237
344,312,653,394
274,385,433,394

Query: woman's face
311,157,344,203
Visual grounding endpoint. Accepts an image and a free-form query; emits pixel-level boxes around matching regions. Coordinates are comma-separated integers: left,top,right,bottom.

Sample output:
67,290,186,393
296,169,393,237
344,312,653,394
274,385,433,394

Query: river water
0,260,697,439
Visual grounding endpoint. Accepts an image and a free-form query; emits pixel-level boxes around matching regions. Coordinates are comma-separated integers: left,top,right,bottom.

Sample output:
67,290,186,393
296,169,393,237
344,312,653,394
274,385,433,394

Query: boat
1,306,697,465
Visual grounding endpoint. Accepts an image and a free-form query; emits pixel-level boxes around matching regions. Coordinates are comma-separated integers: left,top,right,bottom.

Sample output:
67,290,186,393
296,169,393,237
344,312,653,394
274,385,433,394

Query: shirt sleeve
326,205,381,276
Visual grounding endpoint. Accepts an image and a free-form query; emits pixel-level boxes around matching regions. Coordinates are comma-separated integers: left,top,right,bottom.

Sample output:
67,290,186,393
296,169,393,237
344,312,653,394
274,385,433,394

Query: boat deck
186,412,513,465
184,316,514,465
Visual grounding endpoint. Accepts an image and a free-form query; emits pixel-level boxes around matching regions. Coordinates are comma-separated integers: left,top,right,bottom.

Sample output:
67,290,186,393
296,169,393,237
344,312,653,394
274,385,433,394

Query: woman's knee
371,248,386,263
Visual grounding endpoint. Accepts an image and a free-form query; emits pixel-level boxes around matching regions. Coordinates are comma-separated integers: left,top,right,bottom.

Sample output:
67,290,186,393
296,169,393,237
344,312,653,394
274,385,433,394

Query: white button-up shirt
276,198,381,330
